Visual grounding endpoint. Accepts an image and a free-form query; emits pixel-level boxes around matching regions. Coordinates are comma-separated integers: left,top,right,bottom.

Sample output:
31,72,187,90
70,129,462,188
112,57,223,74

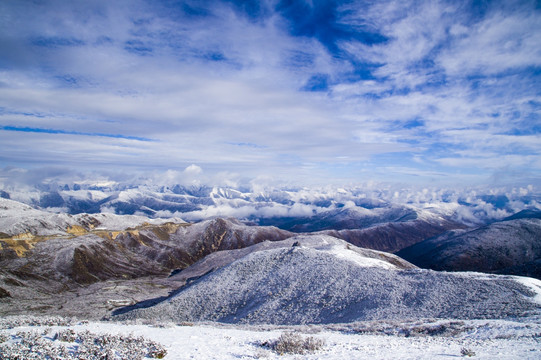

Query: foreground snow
1,316,540,359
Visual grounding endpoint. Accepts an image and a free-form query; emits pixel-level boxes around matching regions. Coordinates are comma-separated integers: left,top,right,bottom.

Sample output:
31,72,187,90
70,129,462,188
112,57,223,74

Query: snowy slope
162,235,415,289
115,235,541,324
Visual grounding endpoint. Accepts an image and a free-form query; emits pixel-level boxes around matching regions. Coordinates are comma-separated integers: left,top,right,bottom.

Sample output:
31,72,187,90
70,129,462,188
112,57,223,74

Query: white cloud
184,164,202,176
0,0,539,187
439,11,541,76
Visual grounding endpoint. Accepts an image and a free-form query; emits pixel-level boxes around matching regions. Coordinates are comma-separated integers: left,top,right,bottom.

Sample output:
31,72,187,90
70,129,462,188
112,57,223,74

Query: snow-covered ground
1,316,540,359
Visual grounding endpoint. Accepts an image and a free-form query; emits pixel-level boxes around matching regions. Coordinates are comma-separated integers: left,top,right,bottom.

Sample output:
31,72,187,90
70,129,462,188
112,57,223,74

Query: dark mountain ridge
397,218,541,279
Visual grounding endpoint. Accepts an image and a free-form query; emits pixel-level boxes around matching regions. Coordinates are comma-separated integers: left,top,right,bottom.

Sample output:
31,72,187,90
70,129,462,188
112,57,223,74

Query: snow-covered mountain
2,183,539,228
1,187,469,257
114,235,541,325
3,183,512,256
397,217,541,279
0,197,185,238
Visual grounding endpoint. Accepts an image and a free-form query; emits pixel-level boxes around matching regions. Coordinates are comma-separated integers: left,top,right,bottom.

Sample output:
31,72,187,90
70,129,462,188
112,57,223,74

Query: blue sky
0,0,540,187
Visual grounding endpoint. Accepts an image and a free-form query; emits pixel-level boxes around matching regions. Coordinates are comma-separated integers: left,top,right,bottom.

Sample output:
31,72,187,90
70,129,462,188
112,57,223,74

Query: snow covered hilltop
113,235,541,324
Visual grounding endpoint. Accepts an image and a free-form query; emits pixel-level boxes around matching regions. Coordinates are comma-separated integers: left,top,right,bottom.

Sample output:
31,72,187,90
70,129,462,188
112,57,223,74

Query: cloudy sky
0,0,540,187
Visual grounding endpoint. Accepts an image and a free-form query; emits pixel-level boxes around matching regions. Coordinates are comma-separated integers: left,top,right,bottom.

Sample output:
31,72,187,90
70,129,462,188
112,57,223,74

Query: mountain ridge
397,218,541,279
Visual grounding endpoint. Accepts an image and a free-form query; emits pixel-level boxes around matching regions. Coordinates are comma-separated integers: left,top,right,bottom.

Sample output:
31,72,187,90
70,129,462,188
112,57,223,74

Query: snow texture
115,235,541,325
1,316,541,359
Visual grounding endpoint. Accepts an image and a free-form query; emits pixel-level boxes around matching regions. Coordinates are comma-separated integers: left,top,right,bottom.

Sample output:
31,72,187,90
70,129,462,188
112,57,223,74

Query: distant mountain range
2,183,539,226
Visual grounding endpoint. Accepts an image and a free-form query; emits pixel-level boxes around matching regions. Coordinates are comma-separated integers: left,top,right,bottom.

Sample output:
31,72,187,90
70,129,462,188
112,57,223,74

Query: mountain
254,205,418,232
0,197,184,239
2,196,541,323
0,214,293,284
6,183,540,256
5,183,537,227
0,208,293,318
2,185,213,215
114,235,541,325
503,209,541,221
253,205,465,253
396,218,541,279
2,187,469,256
320,218,464,253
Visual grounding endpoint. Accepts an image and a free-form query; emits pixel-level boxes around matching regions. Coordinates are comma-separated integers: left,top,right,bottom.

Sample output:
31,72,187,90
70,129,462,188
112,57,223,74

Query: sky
0,0,540,188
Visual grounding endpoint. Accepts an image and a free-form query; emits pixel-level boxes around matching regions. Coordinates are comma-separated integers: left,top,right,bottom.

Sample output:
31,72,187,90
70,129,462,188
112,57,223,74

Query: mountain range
0,190,540,324
2,183,538,225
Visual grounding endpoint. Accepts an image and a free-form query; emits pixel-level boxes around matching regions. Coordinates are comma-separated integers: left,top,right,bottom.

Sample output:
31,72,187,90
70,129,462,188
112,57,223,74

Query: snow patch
318,244,399,270
512,276,541,304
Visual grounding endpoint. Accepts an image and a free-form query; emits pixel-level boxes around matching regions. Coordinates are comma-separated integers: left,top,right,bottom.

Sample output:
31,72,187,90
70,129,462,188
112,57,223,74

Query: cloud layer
0,0,539,187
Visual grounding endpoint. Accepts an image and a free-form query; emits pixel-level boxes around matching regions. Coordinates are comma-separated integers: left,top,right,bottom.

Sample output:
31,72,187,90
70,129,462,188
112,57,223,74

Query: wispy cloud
0,125,154,141
0,0,539,187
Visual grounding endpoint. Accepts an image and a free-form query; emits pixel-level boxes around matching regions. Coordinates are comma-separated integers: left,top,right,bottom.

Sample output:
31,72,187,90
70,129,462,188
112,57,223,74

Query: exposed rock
66,225,87,236
0,286,11,298
107,299,136,309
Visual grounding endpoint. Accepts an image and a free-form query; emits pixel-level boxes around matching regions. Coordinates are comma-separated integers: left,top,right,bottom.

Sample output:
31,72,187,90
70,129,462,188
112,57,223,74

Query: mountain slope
2,187,472,255
1,217,293,286
255,206,419,232
0,215,293,318
115,235,541,325
320,218,464,253
254,205,465,253
396,218,541,279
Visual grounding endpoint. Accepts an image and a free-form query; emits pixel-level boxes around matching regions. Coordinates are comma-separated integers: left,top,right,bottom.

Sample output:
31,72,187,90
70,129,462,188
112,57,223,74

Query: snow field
1,319,541,359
